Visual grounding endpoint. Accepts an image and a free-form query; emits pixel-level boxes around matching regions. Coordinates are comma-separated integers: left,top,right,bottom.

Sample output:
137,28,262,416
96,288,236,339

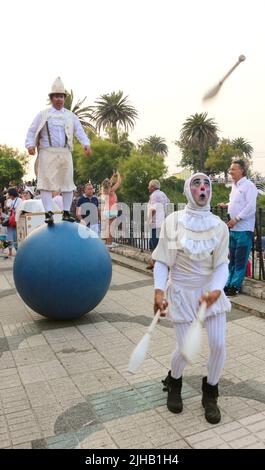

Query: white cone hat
48,77,66,96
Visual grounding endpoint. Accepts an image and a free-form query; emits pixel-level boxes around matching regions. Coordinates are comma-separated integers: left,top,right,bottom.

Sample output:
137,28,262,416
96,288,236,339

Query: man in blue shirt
76,183,100,235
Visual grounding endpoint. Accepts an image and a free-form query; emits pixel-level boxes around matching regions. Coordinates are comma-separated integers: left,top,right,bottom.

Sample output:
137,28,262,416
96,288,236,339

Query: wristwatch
235,215,241,222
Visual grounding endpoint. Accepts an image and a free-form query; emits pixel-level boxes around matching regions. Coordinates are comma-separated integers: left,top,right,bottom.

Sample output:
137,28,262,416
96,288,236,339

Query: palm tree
64,90,95,131
139,135,168,157
93,91,138,139
232,137,253,159
180,112,219,171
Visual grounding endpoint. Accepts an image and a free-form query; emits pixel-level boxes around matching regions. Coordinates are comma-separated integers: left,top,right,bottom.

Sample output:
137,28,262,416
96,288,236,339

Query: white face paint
190,175,211,207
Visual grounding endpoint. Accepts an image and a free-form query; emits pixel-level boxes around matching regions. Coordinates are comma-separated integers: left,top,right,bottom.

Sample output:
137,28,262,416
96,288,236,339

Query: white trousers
41,190,73,212
171,312,226,386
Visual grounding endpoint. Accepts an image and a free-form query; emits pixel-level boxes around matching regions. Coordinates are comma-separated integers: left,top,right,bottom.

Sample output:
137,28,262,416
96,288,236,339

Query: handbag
8,208,16,227
6,198,18,228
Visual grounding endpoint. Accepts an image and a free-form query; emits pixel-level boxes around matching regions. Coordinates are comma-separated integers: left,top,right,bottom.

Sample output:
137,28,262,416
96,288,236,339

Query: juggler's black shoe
45,211,54,225
62,211,75,222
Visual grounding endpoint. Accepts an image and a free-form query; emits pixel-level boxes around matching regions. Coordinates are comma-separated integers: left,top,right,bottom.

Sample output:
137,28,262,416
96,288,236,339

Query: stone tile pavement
1,255,265,449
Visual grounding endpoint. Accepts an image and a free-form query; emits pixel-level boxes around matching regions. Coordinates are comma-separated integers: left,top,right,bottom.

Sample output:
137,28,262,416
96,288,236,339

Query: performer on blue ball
25,77,91,225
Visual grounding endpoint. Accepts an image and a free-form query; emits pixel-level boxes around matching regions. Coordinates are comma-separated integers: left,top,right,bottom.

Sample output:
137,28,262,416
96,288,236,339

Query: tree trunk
111,124,118,144
199,143,205,171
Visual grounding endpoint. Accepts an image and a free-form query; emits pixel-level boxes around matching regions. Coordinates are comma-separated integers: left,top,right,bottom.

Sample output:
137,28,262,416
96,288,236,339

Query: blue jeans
149,228,160,251
226,231,253,290
7,226,17,251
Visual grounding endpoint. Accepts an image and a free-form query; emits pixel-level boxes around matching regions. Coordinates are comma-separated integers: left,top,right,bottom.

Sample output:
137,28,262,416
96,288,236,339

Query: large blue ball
13,222,112,320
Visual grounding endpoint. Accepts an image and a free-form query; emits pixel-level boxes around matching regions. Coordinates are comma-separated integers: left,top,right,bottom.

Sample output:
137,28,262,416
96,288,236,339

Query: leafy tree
72,138,126,185
205,139,238,181
256,194,265,214
232,137,253,159
93,91,138,139
64,89,95,131
118,133,135,156
118,152,166,202
104,126,135,155
175,139,200,171
0,145,25,189
160,177,186,205
177,112,219,171
211,183,231,207
139,135,168,157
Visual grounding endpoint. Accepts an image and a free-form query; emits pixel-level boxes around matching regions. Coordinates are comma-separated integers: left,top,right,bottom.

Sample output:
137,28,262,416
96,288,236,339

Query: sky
1,0,265,178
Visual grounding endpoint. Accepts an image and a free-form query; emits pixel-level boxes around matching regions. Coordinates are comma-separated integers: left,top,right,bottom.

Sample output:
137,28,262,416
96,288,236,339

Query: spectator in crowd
33,190,42,200
100,171,121,247
218,159,258,296
0,207,8,256
76,183,100,235
0,193,5,211
22,189,34,200
146,179,169,270
5,188,22,257
70,189,82,217
25,77,91,225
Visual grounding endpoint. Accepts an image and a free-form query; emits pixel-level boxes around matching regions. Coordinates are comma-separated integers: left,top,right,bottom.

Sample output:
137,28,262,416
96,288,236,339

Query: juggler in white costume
152,173,231,424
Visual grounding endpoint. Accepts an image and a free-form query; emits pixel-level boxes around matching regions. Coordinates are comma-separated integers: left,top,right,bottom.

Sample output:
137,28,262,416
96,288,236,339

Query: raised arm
111,171,122,193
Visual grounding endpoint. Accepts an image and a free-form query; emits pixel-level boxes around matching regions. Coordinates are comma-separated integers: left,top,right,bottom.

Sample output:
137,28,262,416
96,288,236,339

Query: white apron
35,147,76,192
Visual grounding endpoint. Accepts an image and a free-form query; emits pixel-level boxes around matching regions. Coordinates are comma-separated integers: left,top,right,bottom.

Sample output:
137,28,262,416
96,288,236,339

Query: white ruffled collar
177,208,221,260
180,207,220,232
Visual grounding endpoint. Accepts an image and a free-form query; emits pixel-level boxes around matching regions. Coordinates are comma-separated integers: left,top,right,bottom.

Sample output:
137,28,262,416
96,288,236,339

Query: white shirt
25,107,90,149
152,212,231,321
6,197,22,210
148,189,169,229
228,177,258,232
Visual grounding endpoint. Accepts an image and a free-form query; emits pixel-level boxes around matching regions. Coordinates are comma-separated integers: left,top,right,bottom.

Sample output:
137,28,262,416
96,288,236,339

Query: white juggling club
203,55,246,101
128,310,161,374
181,301,207,364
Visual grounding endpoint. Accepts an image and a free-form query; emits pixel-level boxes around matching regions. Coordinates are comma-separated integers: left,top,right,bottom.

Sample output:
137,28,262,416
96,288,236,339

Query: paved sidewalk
1,257,265,449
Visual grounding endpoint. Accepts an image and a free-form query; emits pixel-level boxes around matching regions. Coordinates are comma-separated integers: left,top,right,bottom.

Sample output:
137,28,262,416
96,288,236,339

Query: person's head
7,187,19,200
84,183,94,197
48,77,66,110
148,179,160,194
229,159,248,182
22,190,33,200
102,178,111,194
50,93,65,110
184,173,212,209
